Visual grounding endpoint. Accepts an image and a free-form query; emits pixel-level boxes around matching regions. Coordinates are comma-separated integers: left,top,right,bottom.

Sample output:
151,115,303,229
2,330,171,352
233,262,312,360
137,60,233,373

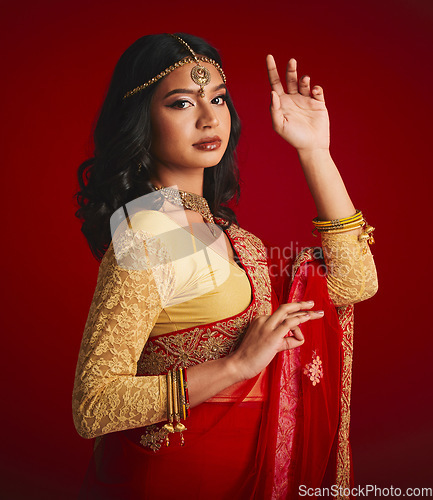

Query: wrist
297,147,332,164
222,352,247,384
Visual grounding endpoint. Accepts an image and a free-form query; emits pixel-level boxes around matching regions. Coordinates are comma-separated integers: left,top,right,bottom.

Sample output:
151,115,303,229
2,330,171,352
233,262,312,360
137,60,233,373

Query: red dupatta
79,222,354,500
257,245,355,499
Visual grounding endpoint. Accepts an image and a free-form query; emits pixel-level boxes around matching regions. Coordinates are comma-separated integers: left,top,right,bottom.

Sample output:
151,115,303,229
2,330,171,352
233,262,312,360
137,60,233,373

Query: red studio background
2,0,432,497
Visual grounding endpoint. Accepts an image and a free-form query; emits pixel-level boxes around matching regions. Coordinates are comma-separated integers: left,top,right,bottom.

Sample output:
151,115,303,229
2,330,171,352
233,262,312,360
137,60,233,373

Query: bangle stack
162,367,190,447
312,210,375,248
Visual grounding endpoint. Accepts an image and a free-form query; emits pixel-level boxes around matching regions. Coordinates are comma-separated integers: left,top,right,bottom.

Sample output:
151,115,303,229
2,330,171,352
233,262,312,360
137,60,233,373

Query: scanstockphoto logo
265,233,363,280
299,485,433,497
109,187,230,307
265,244,328,279
266,241,309,262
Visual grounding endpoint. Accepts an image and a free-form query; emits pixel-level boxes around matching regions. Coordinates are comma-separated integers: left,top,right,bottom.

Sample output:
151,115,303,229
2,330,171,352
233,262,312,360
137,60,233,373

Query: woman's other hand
228,301,324,381
266,55,330,152
187,301,323,406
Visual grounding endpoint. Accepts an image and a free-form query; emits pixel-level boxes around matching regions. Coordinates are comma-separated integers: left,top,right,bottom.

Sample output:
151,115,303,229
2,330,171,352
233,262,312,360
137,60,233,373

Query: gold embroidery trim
282,248,355,496
140,424,170,452
335,304,354,498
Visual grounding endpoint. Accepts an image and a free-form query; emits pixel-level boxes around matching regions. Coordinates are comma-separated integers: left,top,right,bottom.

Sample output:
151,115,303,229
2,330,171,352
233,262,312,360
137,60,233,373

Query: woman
73,33,377,499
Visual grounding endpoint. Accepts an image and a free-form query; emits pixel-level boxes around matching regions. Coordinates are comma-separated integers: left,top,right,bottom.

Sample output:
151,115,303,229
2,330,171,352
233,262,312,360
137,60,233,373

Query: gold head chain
123,34,226,99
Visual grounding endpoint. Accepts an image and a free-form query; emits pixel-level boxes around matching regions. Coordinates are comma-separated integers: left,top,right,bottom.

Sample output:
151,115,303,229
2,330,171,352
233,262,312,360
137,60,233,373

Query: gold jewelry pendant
191,65,211,86
191,65,211,98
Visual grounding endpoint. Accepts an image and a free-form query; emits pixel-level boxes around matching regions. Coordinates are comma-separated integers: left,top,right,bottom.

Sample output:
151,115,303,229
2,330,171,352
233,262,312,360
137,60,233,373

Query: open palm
267,55,330,151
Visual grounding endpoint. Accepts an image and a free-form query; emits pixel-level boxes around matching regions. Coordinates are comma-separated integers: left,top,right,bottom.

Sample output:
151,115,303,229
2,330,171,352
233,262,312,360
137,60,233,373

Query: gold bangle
313,210,363,228
162,370,175,446
182,368,190,418
318,222,365,234
172,369,186,445
313,217,364,230
172,369,180,422
178,367,187,420
312,208,376,253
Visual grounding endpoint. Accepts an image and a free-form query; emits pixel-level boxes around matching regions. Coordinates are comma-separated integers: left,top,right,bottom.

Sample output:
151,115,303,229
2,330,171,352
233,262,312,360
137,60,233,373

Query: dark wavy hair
75,33,241,261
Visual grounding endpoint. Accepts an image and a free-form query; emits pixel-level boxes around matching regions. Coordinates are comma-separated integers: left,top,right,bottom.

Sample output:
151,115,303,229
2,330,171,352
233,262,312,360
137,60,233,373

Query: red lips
193,136,222,151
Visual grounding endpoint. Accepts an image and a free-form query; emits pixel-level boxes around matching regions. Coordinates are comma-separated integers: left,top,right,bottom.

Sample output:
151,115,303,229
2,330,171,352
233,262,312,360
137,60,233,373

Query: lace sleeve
321,232,378,307
72,230,175,439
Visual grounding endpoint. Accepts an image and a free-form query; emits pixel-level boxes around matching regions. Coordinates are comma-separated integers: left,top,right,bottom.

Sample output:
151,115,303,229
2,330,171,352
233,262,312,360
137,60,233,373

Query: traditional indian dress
72,203,377,499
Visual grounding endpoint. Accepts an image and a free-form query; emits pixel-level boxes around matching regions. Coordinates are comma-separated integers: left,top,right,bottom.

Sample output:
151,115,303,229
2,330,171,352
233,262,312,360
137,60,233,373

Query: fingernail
317,310,324,315
306,300,314,305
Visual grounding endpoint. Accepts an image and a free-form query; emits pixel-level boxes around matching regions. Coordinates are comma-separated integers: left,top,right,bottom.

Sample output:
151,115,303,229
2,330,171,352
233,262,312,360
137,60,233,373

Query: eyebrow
163,83,227,99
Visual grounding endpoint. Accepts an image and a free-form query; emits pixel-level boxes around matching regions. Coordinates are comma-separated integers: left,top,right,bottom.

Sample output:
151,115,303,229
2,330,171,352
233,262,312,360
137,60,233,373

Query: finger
280,333,304,352
286,58,298,95
273,310,324,337
288,325,304,341
312,85,325,102
270,90,281,112
265,301,315,330
266,54,285,97
270,91,283,130
299,75,311,97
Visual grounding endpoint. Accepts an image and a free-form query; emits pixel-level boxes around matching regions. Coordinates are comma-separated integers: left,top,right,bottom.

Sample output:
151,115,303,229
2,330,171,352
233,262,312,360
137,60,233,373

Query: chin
202,153,226,169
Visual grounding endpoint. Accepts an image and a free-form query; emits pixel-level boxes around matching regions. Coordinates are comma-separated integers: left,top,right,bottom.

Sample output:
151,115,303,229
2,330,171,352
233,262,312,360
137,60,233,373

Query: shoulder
107,210,177,270
129,209,178,235
109,209,178,247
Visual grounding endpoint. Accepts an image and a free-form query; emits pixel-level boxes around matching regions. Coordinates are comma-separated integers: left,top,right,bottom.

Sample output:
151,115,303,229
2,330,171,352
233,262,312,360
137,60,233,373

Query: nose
196,101,219,129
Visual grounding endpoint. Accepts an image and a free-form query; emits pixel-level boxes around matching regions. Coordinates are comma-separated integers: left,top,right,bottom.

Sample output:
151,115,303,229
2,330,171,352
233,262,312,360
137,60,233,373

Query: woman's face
150,61,231,175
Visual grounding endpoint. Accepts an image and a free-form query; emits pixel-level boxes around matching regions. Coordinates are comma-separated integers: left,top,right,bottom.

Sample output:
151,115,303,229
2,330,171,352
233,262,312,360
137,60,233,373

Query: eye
211,94,228,105
169,99,194,109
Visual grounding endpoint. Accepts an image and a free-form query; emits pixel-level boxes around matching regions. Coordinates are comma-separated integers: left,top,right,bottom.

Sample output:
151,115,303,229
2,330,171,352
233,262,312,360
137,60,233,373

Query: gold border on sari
335,304,354,499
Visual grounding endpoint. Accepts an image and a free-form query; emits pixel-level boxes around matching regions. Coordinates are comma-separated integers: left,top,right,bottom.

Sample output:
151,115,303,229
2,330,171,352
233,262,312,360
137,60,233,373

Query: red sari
79,221,355,499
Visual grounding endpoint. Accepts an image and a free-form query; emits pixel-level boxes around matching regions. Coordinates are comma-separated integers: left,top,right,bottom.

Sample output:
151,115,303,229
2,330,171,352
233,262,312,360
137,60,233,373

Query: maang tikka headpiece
123,34,226,100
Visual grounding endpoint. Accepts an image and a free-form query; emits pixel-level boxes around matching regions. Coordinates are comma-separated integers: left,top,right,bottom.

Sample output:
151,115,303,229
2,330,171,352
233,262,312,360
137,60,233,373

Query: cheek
223,109,232,140
151,114,175,153
150,114,190,161
149,108,161,148
151,112,168,140
152,111,187,141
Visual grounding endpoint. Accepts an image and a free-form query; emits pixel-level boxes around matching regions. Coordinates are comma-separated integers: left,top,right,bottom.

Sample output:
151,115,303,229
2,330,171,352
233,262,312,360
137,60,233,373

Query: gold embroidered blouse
72,211,377,439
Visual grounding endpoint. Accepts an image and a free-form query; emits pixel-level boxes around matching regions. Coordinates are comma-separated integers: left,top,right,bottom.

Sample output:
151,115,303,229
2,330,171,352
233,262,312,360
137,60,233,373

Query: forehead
153,61,226,97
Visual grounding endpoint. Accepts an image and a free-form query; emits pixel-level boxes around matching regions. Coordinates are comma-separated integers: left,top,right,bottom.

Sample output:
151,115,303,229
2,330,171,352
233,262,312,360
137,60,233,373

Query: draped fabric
77,220,361,499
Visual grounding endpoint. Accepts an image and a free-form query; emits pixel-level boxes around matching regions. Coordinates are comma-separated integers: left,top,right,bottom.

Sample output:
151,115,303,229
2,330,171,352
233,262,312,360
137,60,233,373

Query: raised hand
266,55,330,152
